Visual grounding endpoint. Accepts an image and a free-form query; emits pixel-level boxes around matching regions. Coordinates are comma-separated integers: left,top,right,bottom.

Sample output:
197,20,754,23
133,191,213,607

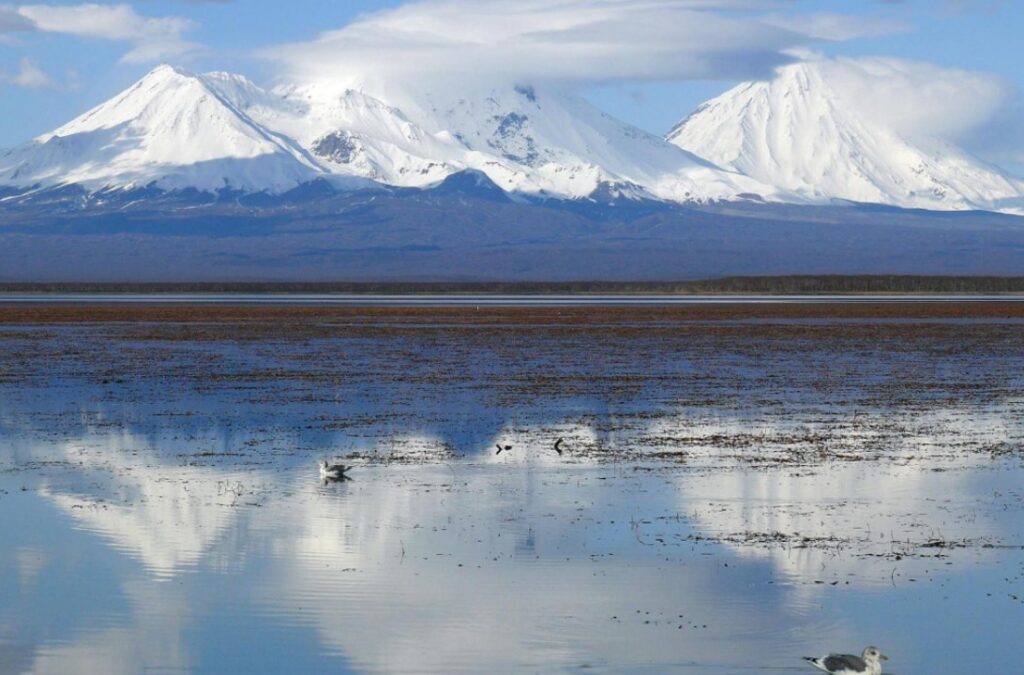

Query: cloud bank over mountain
257,0,1023,170
811,55,1009,142
265,0,813,89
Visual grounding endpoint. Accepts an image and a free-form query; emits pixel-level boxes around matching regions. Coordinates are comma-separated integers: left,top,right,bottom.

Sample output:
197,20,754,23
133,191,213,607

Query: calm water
0,311,1022,673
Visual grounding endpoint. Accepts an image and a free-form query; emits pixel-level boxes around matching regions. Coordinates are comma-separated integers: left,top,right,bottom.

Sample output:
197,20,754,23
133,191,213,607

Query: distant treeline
671,275,1024,295
3,276,1024,295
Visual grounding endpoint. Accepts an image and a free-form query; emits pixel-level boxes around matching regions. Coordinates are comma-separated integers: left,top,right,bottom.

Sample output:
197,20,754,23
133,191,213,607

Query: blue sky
1,0,1022,168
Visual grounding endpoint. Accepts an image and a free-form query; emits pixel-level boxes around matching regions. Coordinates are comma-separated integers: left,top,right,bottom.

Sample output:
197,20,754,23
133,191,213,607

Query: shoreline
3,275,1024,296
3,301,1024,324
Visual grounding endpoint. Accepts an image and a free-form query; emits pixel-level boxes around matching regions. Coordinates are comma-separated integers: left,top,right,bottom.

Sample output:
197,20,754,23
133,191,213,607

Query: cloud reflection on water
1,401,1018,673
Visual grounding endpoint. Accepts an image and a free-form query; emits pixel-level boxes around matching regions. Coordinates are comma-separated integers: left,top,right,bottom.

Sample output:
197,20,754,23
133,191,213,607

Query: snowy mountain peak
3,60,1021,215
47,64,200,138
0,64,779,204
0,64,326,193
667,59,1024,214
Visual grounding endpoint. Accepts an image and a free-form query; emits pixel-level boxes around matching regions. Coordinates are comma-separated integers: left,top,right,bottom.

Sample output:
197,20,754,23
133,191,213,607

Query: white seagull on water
805,646,888,675
319,461,352,481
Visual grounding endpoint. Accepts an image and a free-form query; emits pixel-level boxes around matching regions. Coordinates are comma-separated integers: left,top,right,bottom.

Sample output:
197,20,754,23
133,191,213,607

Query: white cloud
264,0,816,90
763,12,910,41
0,56,56,88
259,0,1023,169
817,55,1010,142
10,3,199,62
945,93,1024,168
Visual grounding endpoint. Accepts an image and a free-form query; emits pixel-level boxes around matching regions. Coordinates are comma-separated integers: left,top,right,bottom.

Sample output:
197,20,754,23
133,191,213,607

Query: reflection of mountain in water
647,405,1022,583
13,396,1020,583
248,466,795,673
6,427,788,672
28,433,251,578
677,463,1008,585
3,317,1024,672
6,398,1017,672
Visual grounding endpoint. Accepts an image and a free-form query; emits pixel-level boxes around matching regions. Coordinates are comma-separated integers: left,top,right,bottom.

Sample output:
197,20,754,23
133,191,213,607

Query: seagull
804,646,888,675
554,438,565,456
495,444,512,455
319,461,352,481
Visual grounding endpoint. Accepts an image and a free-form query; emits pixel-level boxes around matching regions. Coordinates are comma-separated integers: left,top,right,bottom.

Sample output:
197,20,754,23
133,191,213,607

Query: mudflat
3,300,1024,324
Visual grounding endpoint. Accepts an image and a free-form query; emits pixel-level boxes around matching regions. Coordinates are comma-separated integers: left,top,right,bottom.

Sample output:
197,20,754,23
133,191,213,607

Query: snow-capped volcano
3,61,1023,215
667,59,1024,215
267,78,775,200
0,64,774,204
0,65,330,193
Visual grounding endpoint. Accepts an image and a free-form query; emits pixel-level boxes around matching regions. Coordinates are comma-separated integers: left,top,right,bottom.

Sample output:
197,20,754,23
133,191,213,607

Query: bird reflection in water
319,461,353,483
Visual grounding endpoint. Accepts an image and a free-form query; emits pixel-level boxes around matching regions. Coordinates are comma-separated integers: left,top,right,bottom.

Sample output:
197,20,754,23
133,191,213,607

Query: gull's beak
881,654,889,661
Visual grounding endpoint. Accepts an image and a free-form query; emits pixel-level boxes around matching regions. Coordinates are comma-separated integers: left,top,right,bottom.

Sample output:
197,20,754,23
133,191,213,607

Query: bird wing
803,658,830,673
822,654,868,673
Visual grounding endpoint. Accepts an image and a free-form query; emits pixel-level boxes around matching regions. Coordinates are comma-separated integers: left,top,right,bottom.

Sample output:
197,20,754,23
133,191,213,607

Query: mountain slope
254,78,776,201
4,62,1023,215
667,59,1024,215
0,65,327,193
4,187,1024,282
0,66,777,204
361,83,777,201
254,82,468,188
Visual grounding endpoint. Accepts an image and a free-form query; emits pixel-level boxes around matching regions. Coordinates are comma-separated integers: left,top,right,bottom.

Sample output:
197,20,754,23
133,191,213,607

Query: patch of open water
0,313,1022,673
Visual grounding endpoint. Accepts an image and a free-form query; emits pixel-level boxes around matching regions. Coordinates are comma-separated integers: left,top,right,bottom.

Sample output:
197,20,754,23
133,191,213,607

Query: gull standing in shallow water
319,461,351,481
804,646,888,675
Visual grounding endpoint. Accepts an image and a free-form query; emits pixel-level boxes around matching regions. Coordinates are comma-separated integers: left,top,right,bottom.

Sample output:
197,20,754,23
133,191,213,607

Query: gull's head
862,646,888,663
320,460,328,470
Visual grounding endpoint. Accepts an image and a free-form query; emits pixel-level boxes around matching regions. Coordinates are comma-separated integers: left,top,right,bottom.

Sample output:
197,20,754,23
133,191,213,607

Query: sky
1,0,1022,171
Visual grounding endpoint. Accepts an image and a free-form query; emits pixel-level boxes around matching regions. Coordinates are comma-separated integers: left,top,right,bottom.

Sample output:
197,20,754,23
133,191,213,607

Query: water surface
1,306,1021,673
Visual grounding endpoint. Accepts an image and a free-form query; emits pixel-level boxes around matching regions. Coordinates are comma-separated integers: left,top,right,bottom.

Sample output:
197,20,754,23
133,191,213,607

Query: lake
0,303,1021,673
